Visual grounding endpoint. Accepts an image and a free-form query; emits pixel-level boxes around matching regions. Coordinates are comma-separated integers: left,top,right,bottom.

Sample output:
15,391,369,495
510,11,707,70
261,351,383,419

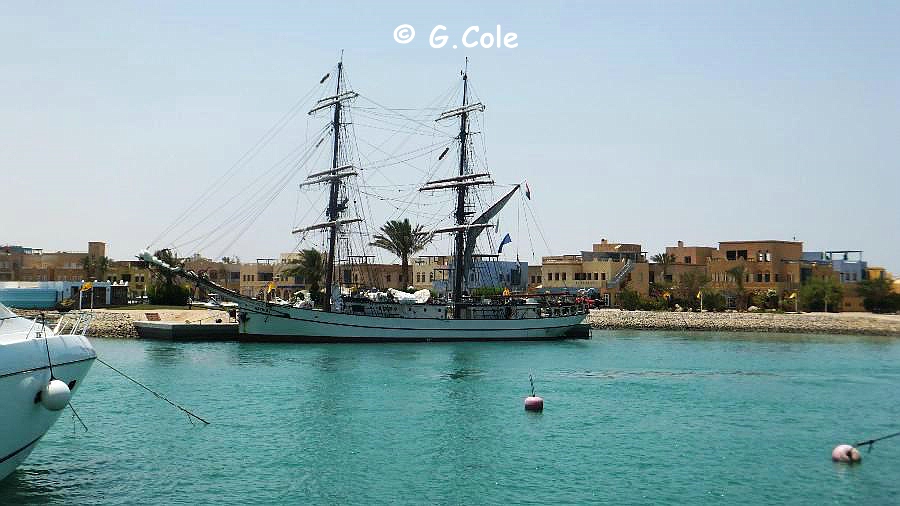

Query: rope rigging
144,59,557,289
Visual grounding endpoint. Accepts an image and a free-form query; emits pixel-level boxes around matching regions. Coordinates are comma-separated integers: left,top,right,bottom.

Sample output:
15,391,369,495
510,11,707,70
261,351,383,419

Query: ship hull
0,335,95,481
236,299,589,342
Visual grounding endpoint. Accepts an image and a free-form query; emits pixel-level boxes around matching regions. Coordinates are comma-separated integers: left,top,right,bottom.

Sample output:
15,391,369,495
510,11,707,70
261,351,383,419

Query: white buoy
40,379,72,411
831,444,862,463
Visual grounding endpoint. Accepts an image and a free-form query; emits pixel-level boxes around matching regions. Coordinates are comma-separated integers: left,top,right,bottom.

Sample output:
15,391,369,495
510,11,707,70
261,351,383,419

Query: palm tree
283,249,325,304
80,255,94,280
95,256,110,281
147,249,189,305
370,219,433,287
651,253,676,282
80,254,112,280
727,264,747,310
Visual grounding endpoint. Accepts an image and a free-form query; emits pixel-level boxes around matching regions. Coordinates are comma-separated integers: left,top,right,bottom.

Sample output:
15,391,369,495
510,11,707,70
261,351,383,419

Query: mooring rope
96,357,210,425
855,431,900,449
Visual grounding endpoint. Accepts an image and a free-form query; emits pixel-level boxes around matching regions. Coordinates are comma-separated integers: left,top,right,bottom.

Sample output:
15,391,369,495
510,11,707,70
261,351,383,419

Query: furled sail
462,184,520,279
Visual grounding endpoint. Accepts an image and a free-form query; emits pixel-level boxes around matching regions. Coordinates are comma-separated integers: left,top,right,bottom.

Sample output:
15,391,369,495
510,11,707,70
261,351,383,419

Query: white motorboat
0,302,96,481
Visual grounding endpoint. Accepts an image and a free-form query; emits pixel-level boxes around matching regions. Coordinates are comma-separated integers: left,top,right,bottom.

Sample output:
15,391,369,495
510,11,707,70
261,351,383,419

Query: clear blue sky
3,1,899,273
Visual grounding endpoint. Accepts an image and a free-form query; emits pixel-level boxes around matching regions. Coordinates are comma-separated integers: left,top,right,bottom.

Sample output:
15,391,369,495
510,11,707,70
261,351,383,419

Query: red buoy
524,396,544,412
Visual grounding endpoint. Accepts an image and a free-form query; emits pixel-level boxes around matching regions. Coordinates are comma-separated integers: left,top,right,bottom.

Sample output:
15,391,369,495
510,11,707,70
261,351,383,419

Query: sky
3,1,899,273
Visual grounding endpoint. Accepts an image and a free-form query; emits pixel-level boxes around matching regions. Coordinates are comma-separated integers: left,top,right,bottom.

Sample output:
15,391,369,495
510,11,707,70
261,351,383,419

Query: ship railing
53,311,94,337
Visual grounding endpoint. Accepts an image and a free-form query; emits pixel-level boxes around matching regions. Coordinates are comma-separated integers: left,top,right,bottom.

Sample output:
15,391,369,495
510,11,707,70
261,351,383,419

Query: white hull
0,334,95,481
235,298,589,341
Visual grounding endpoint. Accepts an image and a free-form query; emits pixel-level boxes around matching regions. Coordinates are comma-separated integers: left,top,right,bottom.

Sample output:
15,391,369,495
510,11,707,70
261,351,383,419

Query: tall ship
142,58,588,341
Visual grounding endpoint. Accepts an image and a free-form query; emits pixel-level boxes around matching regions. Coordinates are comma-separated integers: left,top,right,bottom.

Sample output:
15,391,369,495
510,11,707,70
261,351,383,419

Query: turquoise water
2,331,900,505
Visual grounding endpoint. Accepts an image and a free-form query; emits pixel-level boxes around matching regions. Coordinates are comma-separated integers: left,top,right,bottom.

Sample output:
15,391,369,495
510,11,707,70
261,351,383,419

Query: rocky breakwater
13,308,139,338
588,309,900,337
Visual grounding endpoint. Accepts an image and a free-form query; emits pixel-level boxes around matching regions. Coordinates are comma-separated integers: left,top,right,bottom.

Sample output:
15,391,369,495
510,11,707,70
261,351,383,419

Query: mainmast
451,63,470,317
421,59,488,317
296,57,359,312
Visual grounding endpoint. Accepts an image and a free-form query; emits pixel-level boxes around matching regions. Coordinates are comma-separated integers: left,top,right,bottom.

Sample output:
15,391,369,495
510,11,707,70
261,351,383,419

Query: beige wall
412,256,448,290
707,241,803,294
665,242,716,266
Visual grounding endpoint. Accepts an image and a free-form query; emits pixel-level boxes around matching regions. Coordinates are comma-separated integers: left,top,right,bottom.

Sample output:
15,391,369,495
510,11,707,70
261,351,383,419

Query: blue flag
498,233,512,253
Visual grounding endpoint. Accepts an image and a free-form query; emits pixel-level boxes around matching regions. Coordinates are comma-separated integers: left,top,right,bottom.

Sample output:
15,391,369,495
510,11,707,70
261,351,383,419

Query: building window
386,274,392,283
764,272,770,282
594,273,598,280
429,272,434,282
554,273,559,281
601,273,606,281
756,273,763,282
562,272,567,281
537,276,541,283
765,251,771,262
531,275,535,283
757,251,764,262
684,256,691,264
775,274,781,282
726,250,736,261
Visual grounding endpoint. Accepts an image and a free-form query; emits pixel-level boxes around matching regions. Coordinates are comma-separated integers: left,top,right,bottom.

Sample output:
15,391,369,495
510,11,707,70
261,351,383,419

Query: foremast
324,60,344,312
292,58,360,312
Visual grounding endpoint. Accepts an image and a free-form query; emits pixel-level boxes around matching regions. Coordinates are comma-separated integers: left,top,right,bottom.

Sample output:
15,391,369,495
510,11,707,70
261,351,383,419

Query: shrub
148,283,191,306
619,290,642,310
701,291,728,311
55,298,75,312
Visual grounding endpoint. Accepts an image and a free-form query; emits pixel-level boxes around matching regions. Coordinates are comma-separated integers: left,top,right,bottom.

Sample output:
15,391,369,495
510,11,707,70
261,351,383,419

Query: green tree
799,276,843,312
148,249,190,305
651,253,676,282
856,277,900,313
727,264,748,310
370,219,433,287
80,254,112,281
674,271,709,309
283,249,325,305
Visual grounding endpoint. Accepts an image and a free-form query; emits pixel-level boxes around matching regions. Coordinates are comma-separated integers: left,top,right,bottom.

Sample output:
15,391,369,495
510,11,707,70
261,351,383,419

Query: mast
451,60,470,317
324,60,343,312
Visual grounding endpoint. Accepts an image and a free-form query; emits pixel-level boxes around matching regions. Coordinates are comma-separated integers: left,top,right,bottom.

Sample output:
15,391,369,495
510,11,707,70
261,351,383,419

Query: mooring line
69,402,88,432
855,430,900,449
96,357,210,425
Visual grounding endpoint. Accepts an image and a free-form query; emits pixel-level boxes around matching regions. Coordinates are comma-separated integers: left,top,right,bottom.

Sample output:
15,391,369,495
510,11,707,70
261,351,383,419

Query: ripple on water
1,332,898,505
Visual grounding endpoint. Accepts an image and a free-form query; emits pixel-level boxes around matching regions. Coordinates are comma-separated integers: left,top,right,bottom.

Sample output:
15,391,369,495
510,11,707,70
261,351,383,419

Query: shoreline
11,307,900,338
588,309,900,337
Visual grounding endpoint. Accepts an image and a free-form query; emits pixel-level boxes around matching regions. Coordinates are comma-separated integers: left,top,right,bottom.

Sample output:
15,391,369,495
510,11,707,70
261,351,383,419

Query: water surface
2,331,899,504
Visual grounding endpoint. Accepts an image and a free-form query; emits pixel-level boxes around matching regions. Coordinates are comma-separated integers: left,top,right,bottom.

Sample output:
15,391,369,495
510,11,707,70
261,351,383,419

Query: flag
788,292,797,299
502,288,511,296
266,281,276,293
525,182,531,200
498,233,512,253
80,282,93,292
